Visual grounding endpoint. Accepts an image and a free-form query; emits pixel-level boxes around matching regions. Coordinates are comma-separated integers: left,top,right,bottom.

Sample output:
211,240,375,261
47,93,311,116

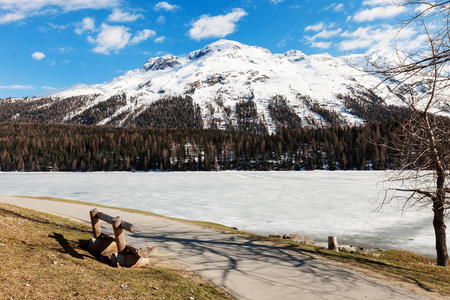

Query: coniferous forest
0,121,400,172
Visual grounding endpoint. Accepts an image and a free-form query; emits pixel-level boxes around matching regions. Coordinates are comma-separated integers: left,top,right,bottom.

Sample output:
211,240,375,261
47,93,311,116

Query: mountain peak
141,55,180,72
207,39,245,49
186,39,245,60
7,39,420,133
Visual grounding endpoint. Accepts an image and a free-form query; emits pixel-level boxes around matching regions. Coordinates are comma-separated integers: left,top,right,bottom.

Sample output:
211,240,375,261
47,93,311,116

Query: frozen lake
0,171,443,257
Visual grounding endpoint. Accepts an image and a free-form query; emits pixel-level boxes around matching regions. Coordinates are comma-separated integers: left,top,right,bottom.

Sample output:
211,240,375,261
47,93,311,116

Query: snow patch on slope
48,39,420,131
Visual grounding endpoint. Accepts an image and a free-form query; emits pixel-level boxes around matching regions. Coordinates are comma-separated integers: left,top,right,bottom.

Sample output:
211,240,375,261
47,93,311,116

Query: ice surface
0,171,443,257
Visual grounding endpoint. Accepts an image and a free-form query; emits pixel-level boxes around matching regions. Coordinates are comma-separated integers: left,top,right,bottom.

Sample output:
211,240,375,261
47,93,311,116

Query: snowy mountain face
0,40,430,133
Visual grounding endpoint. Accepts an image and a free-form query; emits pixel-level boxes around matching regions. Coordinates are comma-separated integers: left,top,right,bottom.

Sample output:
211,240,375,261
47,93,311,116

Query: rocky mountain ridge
0,40,431,133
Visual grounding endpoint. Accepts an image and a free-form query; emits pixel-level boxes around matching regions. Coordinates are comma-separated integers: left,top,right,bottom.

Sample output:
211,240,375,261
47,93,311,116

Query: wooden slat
89,208,101,238
97,211,118,225
112,217,127,254
96,211,135,232
121,220,135,233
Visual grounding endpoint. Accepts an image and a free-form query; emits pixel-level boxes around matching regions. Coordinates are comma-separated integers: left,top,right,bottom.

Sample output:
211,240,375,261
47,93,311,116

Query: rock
338,245,357,252
283,234,314,245
371,253,385,258
269,233,282,238
0,243,5,247
231,227,242,231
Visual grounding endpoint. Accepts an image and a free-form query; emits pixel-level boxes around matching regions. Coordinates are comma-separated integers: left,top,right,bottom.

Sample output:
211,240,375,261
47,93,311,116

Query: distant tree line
0,121,401,172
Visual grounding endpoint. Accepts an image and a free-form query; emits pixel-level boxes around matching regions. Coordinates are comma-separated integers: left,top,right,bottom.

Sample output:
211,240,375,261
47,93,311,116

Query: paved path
0,196,432,300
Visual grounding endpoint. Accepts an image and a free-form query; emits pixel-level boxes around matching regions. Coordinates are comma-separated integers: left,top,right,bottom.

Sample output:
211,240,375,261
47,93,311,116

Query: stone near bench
269,233,282,238
283,233,314,245
338,245,357,253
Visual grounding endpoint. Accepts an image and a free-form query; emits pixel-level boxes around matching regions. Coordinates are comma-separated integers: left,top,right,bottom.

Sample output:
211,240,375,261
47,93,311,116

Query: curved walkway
0,196,432,300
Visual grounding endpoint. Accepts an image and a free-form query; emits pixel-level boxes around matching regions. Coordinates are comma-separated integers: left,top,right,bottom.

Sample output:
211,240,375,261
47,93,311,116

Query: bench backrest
89,208,134,254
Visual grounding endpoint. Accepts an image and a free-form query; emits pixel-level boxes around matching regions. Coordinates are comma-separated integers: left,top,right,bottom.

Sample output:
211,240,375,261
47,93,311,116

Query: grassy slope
0,203,233,300
8,196,450,299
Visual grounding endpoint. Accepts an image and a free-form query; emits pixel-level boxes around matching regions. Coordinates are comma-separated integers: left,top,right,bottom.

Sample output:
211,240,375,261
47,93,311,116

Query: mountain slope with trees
3,40,447,132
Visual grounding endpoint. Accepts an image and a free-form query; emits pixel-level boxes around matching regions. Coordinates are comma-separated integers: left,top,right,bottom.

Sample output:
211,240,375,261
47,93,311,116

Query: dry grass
0,203,233,300
11,196,450,298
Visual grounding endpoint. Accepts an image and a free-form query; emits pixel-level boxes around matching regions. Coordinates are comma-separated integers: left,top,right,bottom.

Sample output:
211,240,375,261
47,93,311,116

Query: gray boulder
338,245,357,252
269,233,282,238
283,233,314,245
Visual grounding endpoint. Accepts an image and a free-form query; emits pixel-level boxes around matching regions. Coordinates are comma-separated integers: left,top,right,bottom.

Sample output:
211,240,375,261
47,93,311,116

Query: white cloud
277,35,292,47
156,15,166,24
270,0,284,3
305,22,325,32
354,5,406,22
130,29,156,45
88,24,131,55
314,28,342,39
311,41,332,49
334,3,344,12
414,3,437,15
88,24,156,55
0,12,25,24
189,8,248,40
154,36,166,43
31,52,45,60
304,23,342,48
59,46,73,53
339,39,373,51
47,22,68,30
107,9,144,23
0,0,119,11
324,3,344,12
42,86,56,90
75,17,95,35
362,0,394,6
154,2,180,12
338,25,416,52
0,84,34,90
0,0,119,24
306,28,342,42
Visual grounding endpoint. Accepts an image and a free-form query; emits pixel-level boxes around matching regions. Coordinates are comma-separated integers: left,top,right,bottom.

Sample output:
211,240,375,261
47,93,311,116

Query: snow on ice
0,171,441,257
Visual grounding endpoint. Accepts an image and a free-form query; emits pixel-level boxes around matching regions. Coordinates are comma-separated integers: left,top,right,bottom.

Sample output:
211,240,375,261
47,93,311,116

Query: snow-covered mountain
0,40,423,133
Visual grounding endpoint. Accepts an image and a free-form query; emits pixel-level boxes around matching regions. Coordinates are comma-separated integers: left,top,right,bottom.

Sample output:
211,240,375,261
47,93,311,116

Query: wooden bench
88,208,156,268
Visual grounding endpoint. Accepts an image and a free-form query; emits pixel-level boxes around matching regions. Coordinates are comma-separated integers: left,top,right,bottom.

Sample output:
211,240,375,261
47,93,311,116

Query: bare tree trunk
425,113,450,266
434,170,449,266
433,199,449,266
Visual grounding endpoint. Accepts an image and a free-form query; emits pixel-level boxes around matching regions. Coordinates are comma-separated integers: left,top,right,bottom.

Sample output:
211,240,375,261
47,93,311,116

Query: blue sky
0,0,417,98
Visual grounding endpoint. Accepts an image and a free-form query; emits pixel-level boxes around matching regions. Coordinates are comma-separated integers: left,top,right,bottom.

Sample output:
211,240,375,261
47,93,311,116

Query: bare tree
372,1,450,266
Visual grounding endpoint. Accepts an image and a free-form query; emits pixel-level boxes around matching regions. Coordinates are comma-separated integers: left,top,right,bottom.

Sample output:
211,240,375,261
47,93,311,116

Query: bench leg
88,238,117,254
111,252,150,268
